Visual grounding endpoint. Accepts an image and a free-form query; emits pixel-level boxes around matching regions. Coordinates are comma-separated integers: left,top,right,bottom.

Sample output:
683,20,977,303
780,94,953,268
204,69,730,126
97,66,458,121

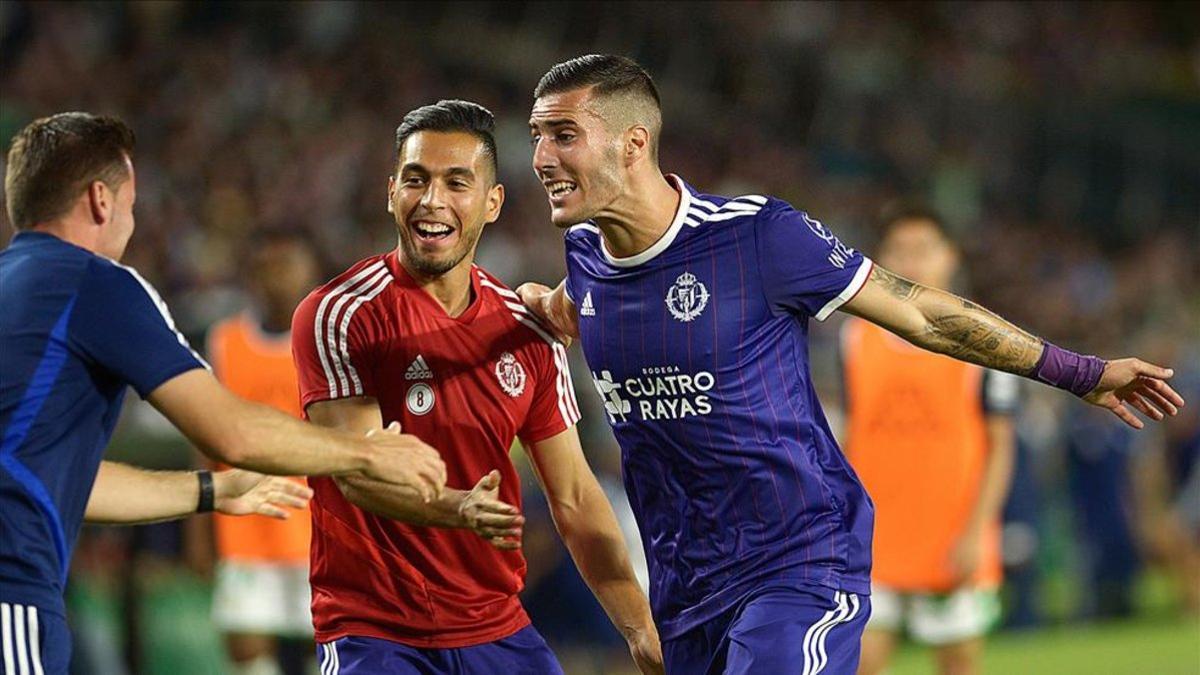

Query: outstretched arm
85,461,312,525
526,428,663,674
842,264,1184,428
306,398,523,542
149,370,445,499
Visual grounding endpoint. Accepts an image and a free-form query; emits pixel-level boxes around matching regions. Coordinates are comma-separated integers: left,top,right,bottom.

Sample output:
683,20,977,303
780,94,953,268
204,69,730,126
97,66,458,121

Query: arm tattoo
870,265,921,302
871,266,1044,376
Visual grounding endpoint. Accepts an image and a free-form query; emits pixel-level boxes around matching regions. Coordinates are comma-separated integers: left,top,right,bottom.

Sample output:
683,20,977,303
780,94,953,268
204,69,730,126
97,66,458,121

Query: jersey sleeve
291,289,378,410
518,335,582,445
755,203,874,321
981,369,1020,416
69,261,207,398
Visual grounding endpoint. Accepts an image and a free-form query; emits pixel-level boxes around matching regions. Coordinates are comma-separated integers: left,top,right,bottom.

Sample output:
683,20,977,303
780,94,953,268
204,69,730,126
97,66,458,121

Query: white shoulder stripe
335,270,392,396
476,274,522,302
704,209,761,223
684,196,764,228
113,262,210,370
322,265,388,398
313,261,387,398
512,313,581,426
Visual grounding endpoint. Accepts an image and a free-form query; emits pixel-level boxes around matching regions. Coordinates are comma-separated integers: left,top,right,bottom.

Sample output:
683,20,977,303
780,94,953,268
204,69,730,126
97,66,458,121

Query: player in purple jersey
517,55,1186,675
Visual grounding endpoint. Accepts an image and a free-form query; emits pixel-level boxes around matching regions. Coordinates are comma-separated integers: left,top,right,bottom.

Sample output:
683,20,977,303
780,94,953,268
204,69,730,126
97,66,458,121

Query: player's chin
548,203,587,228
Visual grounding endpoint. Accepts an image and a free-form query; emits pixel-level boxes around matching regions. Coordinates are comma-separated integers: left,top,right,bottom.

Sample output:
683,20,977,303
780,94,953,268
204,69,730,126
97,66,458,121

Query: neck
593,171,680,259
397,248,475,317
31,220,102,256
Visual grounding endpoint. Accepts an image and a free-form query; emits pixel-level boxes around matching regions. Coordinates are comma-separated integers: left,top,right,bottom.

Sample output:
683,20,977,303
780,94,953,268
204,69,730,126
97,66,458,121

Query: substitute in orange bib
208,231,322,675
843,204,1018,675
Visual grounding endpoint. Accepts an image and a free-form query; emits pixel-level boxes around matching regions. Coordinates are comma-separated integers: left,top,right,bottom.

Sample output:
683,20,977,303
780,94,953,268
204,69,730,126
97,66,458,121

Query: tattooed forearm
870,265,922,302
869,267,1044,375
921,308,1044,375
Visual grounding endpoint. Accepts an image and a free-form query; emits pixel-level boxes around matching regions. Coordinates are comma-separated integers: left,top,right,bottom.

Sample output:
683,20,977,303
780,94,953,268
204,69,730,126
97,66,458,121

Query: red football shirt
291,251,581,648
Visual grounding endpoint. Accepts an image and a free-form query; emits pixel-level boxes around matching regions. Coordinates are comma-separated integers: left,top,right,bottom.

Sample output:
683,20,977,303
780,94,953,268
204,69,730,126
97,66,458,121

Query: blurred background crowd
2,2,1197,673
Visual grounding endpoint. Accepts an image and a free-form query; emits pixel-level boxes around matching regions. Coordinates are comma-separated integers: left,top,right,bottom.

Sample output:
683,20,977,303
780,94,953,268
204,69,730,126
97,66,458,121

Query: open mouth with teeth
546,180,578,201
410,220,456,245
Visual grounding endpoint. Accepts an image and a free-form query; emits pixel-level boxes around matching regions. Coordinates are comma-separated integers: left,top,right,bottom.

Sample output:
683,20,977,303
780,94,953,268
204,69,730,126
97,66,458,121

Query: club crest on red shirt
494,352,527,397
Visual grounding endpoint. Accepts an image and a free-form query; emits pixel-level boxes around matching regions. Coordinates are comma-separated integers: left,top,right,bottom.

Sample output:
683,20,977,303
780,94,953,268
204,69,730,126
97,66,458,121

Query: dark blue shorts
662,583,870,675
315,625,563,675
0,602,70,675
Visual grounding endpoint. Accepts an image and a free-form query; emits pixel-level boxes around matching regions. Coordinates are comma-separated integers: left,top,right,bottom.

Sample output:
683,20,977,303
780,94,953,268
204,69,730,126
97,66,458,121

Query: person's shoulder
473,266,561,348
313,253,391,298
3,233,97,283
684,184,773,229
296,253,393,314
82,256,166,305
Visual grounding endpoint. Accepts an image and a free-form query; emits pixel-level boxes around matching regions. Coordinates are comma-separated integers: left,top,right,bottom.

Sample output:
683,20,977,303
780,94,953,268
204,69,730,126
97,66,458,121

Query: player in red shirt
291,100,662,674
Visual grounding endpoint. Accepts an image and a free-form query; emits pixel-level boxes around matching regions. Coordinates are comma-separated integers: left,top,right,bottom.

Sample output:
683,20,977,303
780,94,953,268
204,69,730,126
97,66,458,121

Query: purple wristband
1032,342,1106,397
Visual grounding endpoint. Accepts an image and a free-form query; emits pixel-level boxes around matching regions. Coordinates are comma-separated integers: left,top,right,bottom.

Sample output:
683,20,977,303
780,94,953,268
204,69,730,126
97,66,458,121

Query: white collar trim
599,174,691,268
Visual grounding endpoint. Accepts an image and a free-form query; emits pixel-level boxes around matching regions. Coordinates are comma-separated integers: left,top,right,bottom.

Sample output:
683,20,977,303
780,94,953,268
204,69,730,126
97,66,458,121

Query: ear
484,183,505,225
386,174,396,214
87,180,112,226
625,125,651,166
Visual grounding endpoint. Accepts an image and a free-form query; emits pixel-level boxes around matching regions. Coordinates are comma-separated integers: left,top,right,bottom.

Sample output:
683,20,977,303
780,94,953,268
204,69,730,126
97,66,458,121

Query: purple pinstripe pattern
563,177,873,642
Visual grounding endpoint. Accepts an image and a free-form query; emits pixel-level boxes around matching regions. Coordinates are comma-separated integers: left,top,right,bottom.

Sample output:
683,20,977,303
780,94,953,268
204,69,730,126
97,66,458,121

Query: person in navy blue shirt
0,112,449,674
519,55,1186,675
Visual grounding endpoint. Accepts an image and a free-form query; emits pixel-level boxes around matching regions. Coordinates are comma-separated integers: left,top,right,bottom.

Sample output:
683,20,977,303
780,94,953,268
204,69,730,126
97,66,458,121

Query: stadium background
1,1,1197,673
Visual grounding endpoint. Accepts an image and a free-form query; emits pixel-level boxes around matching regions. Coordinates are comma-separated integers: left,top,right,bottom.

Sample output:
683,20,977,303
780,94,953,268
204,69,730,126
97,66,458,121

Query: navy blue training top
0,232,204,615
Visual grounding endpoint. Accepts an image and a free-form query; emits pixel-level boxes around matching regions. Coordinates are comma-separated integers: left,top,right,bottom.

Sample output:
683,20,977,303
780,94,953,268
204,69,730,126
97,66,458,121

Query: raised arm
148,369,446,499
85,461,311,525
842,264,1184,428
525,428,663,674
305,397,522,537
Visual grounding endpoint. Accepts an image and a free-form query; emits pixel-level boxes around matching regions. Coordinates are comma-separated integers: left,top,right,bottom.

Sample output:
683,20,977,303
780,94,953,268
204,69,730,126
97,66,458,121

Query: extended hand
459,470,524,550
1083,358,1185,429
626,626,665,675
515,281,578,346
363,422,448,502
213,470,313,519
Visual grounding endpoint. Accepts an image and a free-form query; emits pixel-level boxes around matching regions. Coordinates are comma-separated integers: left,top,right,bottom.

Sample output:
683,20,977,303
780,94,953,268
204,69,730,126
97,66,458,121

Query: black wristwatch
197,470,215,513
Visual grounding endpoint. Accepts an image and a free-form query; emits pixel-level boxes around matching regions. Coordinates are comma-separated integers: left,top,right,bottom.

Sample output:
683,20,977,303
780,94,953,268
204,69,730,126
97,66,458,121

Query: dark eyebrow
529,118,576,132
400,162,475,179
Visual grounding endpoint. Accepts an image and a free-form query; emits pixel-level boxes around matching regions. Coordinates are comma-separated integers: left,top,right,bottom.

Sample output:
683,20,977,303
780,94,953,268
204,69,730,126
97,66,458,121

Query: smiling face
529,87,628,228
388,130,503,277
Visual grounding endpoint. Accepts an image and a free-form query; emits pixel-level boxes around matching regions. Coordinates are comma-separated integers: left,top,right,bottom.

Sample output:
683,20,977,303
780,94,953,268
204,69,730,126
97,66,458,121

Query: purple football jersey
563,175,875,639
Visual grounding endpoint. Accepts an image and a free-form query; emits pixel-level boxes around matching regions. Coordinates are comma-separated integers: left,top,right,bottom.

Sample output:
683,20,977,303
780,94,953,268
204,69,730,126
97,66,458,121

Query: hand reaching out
516,281,578,346
1083,358,1185,429
213,470,313,519
459,470,524,550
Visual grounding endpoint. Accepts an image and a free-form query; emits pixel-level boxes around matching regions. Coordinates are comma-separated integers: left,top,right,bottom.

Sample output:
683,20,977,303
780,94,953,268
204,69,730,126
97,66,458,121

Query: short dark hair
876,199,951,243
534,54,661,109
5,112,136,229
394,100,497,182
